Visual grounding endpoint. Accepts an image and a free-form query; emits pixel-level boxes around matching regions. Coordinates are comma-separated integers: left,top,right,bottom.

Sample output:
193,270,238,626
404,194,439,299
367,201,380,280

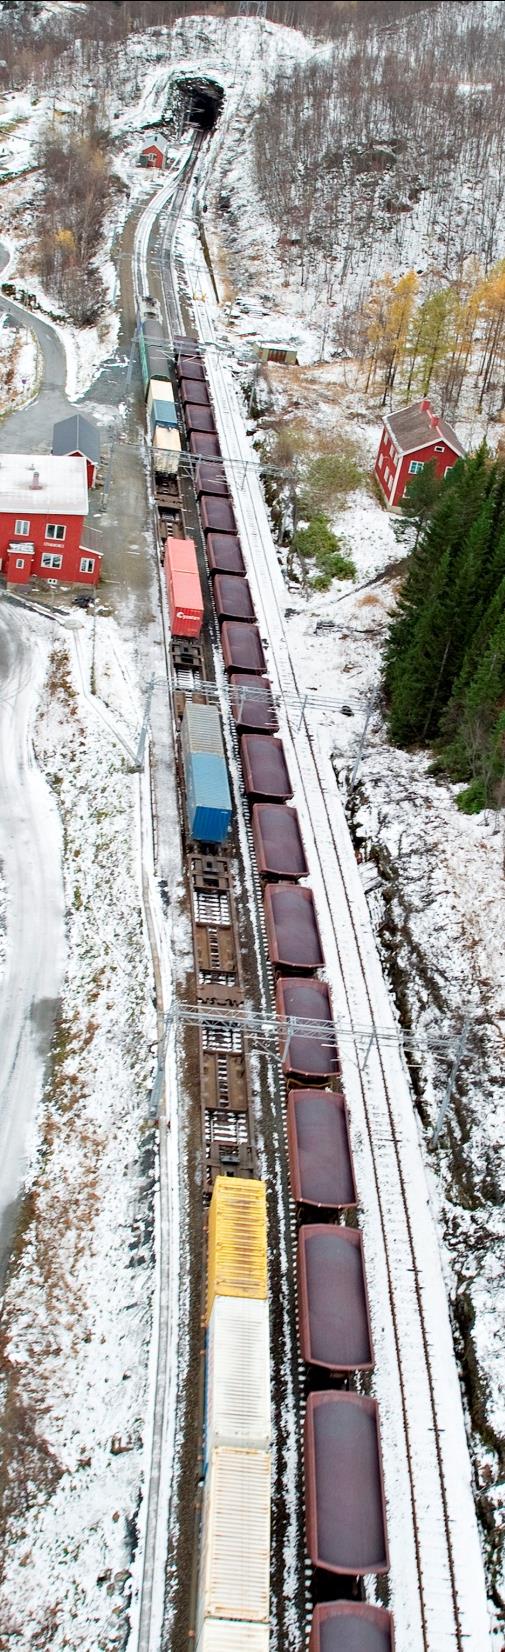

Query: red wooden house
374,398,465,509
140,133,169,170
0,454,101,586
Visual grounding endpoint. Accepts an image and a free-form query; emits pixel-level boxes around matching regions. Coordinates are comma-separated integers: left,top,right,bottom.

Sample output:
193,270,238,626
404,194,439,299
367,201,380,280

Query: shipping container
138,317,171,396
276,978,339,1081
185,404,218,434
206,1295,271,1455
263,884,324,973
252,803,308,880
165,540,203,638
298,1226,373,1373
200,494,238,536
197,1624,270,1652
305,1393,389,1576
181,700,225,759
287,1090,357,1210
221,623,266,675
230,674,278,734
149,398,178,435
153,425,181,476
177,354,206,383
147,376,175,417
195,461,229,498
184,750,232,844
214,575,255,625
310,1602,395,1652
190,431,222,459
207,1176,267,1322
206,534,246,577
181,377,211,408
199,1447,270,1627
241,735,293,802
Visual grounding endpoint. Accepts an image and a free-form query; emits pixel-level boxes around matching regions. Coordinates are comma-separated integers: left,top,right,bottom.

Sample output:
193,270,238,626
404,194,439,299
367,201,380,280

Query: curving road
0,240,73,450
0,604,65,1270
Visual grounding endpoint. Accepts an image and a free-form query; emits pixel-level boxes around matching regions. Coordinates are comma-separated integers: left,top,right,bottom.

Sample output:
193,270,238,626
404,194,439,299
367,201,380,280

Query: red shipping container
164,536,204,637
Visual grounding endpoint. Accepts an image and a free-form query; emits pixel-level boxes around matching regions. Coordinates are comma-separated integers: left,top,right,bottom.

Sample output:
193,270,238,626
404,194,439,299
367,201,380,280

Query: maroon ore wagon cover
310,1603,395,1652
230,674,278,734
181,378,211,409
214,575,255,624
184,404,217,434
305,1393,389,1575
176,355,205,382
287,1090,356,1208
264,884,324,973
189,432,221,459
200,494,237,536
276,978,338,1081
298,1227,373,1372
221,622,266,675
241,734,293,802
252,803,308,880
206,534,245,577
195,461,228,498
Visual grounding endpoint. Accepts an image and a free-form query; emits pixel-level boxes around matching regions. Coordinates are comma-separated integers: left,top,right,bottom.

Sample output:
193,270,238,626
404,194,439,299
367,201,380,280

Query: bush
303,449,364,510
456,779,487,814
293,512,356,586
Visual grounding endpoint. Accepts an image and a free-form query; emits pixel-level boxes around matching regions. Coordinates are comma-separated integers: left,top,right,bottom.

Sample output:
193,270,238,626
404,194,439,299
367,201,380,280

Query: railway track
171,170,491,1652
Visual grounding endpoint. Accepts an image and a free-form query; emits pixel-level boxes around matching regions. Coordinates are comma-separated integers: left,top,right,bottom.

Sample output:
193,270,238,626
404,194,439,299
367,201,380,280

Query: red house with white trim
374,398,465,509
0,454,101,586
140,133,169,170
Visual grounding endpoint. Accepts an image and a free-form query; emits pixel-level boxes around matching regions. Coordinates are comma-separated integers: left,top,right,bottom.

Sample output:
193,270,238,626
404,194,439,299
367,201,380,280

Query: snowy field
0,615,156,1649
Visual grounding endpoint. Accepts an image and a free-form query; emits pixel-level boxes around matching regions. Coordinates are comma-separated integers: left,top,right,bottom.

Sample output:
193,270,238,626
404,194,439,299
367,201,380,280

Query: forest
385,450,505,814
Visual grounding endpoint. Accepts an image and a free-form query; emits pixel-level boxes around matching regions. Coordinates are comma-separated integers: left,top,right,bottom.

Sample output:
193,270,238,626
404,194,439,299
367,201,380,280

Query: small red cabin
52,412,100,489
374,398,465,509
140,134,169,170
0,453,100,586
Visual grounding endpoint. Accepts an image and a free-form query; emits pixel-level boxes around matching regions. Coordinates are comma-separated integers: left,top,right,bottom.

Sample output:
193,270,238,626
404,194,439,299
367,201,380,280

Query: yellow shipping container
207,1178,267,1322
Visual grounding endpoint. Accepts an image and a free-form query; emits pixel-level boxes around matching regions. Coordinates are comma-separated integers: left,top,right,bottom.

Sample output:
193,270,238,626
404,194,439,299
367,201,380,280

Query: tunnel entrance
174,77,224,131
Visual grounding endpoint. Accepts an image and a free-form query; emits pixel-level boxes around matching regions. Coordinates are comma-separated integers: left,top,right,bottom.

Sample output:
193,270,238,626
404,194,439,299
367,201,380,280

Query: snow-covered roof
0,454,88,516
141,132,169,156
52,413,100,466
384,400,465,459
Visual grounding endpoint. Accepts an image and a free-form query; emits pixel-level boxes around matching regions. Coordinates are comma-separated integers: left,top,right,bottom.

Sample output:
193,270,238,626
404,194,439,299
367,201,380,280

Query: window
80,556,95,575
15,558,25,569
384,465,390,483
390,447,397,465
41,552,63,569
378,453,383,470
434,443,445,453
409,460,424,474
14,519,30,536
45,523,66,541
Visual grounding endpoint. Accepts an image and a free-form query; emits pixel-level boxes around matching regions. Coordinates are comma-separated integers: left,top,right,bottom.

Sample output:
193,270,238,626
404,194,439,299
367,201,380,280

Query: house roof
142,132,169,156
0,453,88,516
52,412,100,466
384,400,465,458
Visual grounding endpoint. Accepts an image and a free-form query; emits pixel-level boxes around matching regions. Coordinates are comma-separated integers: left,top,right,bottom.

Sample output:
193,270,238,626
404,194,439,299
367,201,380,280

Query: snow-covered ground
0,312,39,411
0,614,157,1649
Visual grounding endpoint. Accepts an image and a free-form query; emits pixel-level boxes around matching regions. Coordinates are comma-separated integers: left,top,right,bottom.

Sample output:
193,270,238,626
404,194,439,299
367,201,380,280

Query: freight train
140,310,396,1650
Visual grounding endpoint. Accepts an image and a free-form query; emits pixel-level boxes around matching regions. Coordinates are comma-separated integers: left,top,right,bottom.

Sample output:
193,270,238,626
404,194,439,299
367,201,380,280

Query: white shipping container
152,426,181,475
196,1621,269,1652
199,1447,271,1627
147,377,175,418
206,1296,271,1455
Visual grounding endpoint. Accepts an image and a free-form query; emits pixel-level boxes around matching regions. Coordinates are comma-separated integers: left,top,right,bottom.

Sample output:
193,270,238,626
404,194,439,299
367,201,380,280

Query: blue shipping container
149,398,178,434
184,750,232,844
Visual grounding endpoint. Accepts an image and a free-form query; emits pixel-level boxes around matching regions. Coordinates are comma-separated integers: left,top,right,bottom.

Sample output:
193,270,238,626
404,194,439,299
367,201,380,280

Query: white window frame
378,453,383,470
41,552,63,569
409,459,424,474
14,518,30,536
434,443,445,453
15,557,25,569
79,556,95,575
45,522,66,542
384,465,390,483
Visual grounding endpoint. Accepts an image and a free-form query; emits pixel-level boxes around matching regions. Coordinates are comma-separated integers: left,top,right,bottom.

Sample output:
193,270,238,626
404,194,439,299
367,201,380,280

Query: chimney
30,468,42,490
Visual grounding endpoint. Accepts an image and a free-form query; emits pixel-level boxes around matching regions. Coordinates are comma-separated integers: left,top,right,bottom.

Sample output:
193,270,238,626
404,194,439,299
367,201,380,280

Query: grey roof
142,132,169,156
52,413,100,466
385,400,465,458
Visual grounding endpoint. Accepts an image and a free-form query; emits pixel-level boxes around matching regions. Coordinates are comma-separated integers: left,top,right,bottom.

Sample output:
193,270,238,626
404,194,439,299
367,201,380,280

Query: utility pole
350,696,376,790
135,675,155,772
430,1018,470,1149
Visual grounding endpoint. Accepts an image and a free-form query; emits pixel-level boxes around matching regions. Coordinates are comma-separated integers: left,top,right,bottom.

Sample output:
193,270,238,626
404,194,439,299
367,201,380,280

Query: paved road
0,603,65,1273
0,240,74,447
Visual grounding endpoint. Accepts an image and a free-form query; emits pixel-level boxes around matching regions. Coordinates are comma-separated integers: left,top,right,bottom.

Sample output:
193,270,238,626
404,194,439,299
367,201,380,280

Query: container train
140,311,396,1650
